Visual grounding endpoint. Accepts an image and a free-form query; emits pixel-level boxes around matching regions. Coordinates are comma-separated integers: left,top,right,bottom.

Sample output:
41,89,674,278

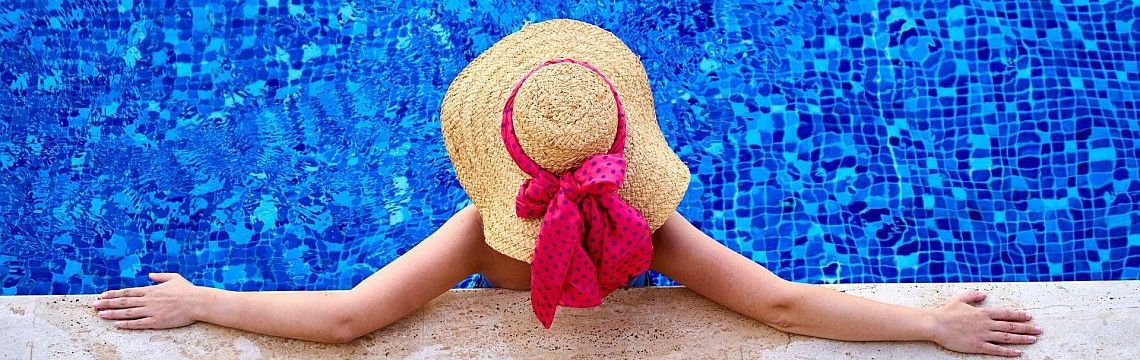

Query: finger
990,320,1041,334
149,273,177,283
93,296,145,310
956,291,987,304
978,342,1023,357
987,331,1038,345
985,308,1032,322
98,307,149,320
115,318,157,330
99,287,148,299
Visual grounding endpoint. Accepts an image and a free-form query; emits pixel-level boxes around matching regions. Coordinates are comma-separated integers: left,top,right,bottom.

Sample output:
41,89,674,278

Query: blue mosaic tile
0,1,1138,295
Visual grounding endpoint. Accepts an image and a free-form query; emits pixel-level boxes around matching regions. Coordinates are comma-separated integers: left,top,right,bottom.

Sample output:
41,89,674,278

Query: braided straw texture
440,19,689,263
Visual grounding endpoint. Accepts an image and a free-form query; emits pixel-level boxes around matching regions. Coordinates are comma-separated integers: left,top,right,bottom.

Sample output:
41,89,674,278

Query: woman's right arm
93,205,489,343
649,212,1041,357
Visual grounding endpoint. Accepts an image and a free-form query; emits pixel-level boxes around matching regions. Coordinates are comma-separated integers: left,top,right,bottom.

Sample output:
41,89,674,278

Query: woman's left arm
649,212,1042,357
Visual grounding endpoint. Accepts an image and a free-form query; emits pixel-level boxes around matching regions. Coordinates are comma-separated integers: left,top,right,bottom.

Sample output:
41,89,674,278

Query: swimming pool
0,1,1137,295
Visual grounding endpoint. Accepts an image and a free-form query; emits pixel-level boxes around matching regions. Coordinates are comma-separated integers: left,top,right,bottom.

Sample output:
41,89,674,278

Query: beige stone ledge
2,281,1136,359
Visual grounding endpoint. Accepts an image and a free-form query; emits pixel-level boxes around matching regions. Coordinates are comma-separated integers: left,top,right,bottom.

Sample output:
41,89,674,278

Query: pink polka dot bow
501,58,653,329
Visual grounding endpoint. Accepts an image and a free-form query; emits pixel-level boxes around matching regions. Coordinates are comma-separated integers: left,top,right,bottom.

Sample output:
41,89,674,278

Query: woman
92,20,1040,357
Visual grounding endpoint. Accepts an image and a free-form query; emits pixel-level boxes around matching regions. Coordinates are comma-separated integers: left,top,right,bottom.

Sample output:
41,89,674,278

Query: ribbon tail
595,194,653,295
529,193,582,328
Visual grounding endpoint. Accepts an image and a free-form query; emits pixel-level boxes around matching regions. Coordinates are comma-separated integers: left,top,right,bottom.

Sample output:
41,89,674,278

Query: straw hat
440,19,689,263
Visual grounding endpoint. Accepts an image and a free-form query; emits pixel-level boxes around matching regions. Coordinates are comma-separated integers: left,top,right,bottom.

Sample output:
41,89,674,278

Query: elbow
756,282,803,333
326,331,360,345
762,304,797,333
325,317,364,344
324,301,368,344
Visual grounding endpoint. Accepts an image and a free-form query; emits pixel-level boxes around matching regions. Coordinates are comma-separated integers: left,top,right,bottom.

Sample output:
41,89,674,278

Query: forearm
767,282,935,341
650,213,935,342
190,205,485,343
191,287,355,343
95,206,488,343
656,243,934,342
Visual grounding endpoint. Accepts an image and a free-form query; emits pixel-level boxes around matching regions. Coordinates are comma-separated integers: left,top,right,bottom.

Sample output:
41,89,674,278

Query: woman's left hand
930,291,1042,357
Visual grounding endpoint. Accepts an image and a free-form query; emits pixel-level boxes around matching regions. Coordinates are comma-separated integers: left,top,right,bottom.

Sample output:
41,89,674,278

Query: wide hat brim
440,19,690,263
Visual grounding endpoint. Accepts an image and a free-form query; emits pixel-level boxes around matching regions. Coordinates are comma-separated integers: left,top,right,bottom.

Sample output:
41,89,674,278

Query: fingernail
1029,336,1037,342
1025,312,1033,319
98,311,107,317
92,300,102,307
1034,325,1042,332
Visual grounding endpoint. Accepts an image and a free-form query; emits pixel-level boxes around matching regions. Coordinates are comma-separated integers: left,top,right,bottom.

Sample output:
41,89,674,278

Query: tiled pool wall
0,0,1137,294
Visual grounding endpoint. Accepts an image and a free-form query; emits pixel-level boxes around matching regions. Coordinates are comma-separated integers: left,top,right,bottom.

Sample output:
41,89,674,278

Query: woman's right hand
91,272,204,330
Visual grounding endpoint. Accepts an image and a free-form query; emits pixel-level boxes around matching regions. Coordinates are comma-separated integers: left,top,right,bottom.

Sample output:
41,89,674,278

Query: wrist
189,286,218,322
919,307,943,343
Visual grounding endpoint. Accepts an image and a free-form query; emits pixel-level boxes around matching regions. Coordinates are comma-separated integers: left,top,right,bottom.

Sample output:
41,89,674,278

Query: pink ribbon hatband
500,58,653,329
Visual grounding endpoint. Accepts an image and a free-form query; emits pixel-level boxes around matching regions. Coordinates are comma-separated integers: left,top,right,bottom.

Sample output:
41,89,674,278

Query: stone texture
0,296,35,360
2,281,1136,359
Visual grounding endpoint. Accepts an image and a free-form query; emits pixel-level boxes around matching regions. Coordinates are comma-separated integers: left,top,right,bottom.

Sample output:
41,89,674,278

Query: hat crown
438,19,690,267
512,63,619,174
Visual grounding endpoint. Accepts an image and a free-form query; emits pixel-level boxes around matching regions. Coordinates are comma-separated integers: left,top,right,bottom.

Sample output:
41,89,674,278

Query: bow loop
570,154,626,195
515,173,560,219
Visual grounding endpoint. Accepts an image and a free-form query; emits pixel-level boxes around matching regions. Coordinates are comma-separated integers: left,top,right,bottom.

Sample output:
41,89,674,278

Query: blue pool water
1,1,1138,295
